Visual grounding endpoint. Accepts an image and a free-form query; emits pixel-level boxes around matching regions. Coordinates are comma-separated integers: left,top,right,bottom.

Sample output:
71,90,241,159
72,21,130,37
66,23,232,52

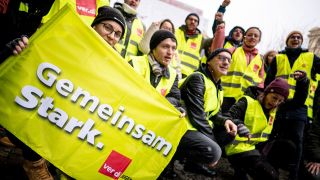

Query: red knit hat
264,78,289,100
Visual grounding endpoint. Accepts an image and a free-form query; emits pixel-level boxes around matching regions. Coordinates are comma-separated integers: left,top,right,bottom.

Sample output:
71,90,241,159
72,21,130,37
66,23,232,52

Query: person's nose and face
124,0,140,10
93,20,123,47
152,38,176,67
232,28,244,42
267,52,277,65
287,33,303,48
186,15,198,32
263,93,285,110
208,52,231,79
244,28,261,48
160,21,173,33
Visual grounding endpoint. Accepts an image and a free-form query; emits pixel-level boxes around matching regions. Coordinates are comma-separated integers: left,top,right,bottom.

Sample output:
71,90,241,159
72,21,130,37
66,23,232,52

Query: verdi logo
99,150,132,179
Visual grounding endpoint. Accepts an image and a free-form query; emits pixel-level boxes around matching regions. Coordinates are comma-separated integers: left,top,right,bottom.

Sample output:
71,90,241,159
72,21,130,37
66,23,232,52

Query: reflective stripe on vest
221,47,263,99
225,96,276,156
175,28,203,77
181,72,223,130
19,2,29,13
42,0,110,26
115,18,144,61
276,52,314,101
131,55,176,96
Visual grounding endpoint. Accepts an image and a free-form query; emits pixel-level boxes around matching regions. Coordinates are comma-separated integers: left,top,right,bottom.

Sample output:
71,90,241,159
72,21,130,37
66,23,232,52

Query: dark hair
245,27,262,41
160,19,175,34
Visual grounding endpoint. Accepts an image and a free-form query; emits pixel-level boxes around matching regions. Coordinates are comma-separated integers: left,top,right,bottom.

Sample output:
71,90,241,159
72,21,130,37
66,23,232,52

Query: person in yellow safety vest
224,78,300,180
129,30,185,115
114,0,145,61
41,0,110,26
1,6,126,179
91,6,125,48
175,13,204,78
220,27,265,113
175,48,237,177
138,19,183,80
265,30,320,180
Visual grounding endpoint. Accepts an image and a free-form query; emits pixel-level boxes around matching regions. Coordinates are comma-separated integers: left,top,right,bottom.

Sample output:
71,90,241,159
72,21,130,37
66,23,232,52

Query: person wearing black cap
265,30,320,179
129,30,185,114
91,6,126,48
175,48,237,177
224,77,306,180
175,12,204,78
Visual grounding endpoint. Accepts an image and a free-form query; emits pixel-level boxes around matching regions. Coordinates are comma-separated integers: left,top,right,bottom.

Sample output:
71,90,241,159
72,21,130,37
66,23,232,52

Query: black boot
184,161,217,177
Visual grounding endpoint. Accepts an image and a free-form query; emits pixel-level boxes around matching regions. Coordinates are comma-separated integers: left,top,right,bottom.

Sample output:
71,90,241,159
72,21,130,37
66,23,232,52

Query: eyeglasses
289,35,302,40
100,22,122,40
217,54,232,63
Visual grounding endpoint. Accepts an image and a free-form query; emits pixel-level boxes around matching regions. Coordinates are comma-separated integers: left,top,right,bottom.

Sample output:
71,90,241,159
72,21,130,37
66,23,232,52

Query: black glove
237,124,250,137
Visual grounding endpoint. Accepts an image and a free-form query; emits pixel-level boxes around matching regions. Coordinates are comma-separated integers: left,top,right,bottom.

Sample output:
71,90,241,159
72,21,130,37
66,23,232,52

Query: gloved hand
237,124,250,137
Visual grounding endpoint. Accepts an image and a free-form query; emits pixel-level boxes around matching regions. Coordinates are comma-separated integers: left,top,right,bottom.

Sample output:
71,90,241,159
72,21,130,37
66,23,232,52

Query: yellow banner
0,5,187,179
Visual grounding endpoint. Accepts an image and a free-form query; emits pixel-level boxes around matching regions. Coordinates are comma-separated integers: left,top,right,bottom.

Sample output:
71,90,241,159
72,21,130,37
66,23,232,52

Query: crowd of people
1,0,320,180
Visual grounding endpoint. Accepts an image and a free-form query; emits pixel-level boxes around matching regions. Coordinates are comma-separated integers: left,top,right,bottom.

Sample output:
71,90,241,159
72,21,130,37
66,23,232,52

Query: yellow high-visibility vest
115,18,144,61
221,47,263,99
130,55,176,96
275,52,314,101
225,96,276,156
175,28,203,77
180,72,223,130
42,0,110,26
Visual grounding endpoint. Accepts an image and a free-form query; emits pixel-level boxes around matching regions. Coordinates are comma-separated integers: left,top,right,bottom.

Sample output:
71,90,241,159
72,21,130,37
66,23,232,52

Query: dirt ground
170,158,235,180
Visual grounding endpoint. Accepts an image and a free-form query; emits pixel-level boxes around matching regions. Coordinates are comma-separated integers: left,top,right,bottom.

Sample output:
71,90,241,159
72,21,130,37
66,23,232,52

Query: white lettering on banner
14,62,173,156
76,6,95,16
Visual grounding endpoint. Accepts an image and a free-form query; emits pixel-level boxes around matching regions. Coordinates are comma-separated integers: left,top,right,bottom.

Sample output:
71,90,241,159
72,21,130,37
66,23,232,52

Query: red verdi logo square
190,42,197,49
99,150,132,179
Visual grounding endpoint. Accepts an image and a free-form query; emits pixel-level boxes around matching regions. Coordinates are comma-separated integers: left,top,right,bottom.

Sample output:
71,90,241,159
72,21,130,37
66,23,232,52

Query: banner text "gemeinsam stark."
14,62,173,156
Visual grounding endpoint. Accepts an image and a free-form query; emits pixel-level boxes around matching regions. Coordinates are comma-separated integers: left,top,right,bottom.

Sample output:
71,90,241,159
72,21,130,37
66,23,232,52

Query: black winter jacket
265,47,315,122
180,64,229,139
305,118,320,162
224,86,265,125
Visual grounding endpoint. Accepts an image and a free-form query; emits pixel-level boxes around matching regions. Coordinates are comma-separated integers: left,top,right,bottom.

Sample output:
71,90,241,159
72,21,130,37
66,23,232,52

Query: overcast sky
179,0,320,53
111,0,320,54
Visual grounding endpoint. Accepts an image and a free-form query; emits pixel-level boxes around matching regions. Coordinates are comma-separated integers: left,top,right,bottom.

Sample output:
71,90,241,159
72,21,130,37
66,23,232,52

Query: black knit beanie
185,13,200,24
91,6,126,39
207,48,232,63
149,30,177,51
